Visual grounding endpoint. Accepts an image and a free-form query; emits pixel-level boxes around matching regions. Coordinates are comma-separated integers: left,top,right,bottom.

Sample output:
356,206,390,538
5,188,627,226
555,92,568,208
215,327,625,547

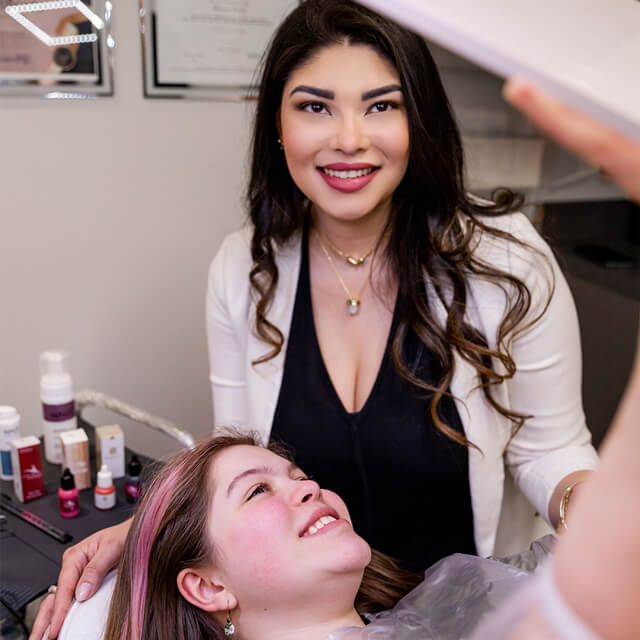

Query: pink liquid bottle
59,468,80,518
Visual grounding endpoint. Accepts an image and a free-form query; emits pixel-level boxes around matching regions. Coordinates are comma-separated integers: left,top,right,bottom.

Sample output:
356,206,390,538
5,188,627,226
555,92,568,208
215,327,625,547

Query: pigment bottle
59,468,80,518
94,465,116,510
125,455,142,503
0,406,20,480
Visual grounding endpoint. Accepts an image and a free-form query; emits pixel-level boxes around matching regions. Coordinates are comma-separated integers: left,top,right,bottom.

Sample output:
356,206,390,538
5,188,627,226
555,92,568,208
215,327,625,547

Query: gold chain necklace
316,231,369,316
317,230,374,267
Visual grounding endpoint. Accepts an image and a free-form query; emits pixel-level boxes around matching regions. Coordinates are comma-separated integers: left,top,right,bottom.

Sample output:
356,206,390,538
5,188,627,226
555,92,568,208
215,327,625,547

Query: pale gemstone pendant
346,298,360,315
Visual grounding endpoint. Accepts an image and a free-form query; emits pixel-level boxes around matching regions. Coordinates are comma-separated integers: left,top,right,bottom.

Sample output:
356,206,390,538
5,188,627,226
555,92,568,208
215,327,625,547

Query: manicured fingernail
502,79,521,102
76,583,91,601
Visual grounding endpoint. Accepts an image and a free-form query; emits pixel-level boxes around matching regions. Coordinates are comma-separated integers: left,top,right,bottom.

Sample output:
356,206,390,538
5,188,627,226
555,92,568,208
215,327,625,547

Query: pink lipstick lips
317,162,380,193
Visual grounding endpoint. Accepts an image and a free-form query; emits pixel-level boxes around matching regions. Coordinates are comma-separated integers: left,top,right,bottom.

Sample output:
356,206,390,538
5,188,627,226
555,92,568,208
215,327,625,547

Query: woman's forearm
552,332,640,639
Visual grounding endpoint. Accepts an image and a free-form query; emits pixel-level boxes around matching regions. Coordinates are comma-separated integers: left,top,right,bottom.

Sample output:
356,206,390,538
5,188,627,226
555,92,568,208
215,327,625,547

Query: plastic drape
325,536,554,640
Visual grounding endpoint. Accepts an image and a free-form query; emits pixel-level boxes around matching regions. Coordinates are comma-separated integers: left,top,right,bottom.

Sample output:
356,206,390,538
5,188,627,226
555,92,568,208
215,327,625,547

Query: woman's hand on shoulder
28,518,132,640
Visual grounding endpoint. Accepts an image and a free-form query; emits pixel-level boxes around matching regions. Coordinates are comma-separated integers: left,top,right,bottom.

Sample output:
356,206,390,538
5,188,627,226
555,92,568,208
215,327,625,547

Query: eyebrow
289,85,334,99
226,461,300,498
361,84,402,100
289,84,402,101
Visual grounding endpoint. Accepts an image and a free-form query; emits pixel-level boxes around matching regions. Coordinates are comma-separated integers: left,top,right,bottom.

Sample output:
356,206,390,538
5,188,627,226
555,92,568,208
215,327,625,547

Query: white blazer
206,213,598,557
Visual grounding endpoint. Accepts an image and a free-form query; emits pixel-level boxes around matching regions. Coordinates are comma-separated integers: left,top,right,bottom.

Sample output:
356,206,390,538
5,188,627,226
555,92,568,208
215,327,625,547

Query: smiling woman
102,434,419,640
97,433,547,640
208,0,597,570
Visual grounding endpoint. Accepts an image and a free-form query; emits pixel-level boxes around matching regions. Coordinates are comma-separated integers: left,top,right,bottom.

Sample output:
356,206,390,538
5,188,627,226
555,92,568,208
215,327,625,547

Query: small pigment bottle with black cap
59,468,80,518
125,455,142,504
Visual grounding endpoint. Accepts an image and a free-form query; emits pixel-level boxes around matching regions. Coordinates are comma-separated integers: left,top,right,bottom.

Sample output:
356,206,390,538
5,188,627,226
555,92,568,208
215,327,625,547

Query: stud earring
224,607,235,637
277,136,284,150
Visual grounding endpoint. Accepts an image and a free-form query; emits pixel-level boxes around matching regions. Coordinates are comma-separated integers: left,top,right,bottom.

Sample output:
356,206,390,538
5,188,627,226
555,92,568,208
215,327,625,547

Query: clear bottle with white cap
0,406,20,480
40,350,77,464
94,464,116,510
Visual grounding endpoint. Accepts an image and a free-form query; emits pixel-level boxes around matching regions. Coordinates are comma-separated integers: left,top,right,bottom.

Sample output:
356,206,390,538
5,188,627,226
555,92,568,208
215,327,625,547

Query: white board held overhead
357,0,640,143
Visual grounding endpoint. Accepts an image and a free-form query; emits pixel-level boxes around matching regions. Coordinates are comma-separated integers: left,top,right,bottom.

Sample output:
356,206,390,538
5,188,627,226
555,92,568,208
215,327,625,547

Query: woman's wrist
558,481,583,531
549,470,592,530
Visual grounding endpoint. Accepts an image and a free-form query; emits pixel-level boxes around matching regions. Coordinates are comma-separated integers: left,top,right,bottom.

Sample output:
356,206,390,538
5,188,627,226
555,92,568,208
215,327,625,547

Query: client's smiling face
207,445,371,609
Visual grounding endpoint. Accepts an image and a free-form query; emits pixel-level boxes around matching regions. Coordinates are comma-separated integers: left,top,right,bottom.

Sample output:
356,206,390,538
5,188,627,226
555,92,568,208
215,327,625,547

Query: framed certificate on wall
0,0,113,97
141,0,297,100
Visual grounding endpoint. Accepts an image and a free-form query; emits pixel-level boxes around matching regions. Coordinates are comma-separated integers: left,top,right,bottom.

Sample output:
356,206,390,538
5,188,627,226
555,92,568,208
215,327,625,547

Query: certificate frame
140,0,297,100
0,0,114,98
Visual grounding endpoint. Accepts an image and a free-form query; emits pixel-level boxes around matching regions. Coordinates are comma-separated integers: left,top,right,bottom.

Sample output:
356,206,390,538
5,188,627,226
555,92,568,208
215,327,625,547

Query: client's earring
277,136,284,150
224,608,235,637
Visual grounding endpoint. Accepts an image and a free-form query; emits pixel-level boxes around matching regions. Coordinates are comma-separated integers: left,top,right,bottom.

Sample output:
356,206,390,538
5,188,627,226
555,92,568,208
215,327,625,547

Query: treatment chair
75,389,196,450
46,572,117,640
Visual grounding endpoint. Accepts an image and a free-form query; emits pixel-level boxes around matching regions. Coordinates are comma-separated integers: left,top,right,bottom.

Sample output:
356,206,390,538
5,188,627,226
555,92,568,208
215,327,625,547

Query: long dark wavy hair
104,434,421,640
248,0,553,446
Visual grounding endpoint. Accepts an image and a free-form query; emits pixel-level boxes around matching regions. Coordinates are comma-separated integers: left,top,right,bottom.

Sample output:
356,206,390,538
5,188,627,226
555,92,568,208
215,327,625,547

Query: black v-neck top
270,237,476,571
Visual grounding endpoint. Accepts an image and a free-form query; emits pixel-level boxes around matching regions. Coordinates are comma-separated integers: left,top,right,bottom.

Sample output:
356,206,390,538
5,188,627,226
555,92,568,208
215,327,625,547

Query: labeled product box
60,428,91,490
11,436,45,502
95,424,125,479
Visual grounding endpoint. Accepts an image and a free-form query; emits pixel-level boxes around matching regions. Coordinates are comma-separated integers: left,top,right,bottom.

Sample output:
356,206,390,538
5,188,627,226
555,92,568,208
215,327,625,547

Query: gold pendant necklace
318,231,374,267
316,231,369,316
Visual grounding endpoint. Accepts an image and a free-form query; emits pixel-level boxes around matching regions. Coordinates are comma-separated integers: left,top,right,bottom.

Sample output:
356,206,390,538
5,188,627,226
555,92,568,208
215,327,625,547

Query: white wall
1,1,252,458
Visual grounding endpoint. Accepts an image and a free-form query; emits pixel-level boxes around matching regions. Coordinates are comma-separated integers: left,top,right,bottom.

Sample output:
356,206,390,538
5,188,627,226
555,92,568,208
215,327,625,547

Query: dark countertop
0,418,155,619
